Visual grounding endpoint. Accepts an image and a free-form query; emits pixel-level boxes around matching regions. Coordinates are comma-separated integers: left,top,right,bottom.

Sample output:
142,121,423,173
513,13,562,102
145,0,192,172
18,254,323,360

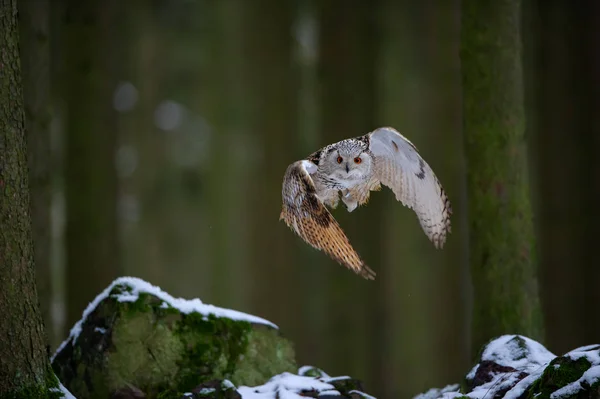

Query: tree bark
0,0,56,396
64,0,121,328
19,0,54,349
460,0,543,354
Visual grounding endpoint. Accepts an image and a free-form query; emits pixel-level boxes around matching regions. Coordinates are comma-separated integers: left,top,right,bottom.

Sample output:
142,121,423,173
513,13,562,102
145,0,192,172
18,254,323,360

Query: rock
413,335,600,399
413,384,460,399
235,369,374,398
172,368,375,399
181,379,241,399
51,277,296,399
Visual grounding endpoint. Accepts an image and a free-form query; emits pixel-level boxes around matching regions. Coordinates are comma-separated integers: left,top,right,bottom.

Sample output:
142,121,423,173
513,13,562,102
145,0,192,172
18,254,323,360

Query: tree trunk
0,0,56,396
19,0,54,350
460,0,543,354
63,0,121,329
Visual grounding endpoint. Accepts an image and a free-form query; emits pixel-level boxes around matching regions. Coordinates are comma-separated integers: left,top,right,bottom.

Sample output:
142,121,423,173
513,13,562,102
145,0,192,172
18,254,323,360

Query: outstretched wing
279,160,376,280
367,127,452,248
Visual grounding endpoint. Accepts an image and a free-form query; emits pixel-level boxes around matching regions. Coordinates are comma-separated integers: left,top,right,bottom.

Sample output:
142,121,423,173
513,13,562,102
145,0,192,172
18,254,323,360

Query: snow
49,382,76,399
565,345,600,364
52,276,277,361
464,371,525,399
478,335,556,370
222,379,236,389
52,363,374,398
416,335,558,399
319,389,342,396
297,365,330,378
456,335,557,399
551,365,600,398
413,384,460,399
349,390,377,398
503,370,545,399
326,376,352,382
237,372,341,399
549,345,600,399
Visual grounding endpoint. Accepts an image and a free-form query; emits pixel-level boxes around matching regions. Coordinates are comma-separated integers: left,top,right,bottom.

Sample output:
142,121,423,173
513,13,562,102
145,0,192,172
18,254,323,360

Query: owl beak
345,163,349,173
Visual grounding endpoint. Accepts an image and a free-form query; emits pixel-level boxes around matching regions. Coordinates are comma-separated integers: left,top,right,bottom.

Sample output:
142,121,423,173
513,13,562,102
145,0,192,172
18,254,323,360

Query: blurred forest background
13,0,600,398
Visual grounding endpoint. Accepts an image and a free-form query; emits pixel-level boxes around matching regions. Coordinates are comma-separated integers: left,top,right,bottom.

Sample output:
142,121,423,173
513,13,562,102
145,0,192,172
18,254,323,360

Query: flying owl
279,126,452,280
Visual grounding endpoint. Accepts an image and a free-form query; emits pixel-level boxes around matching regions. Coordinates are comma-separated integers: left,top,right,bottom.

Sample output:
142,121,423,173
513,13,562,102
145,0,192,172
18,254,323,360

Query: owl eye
336,156,343,164
354,157,362,164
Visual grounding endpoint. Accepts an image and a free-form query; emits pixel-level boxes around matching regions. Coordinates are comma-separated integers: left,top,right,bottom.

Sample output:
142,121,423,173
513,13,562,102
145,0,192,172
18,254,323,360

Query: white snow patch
349,390,377,399
49,382,76,399
466,364,479,380
52,276,277,361
467,371,525,399
454,335,557,399
222,379,236,389
503,367,546,399
426,336,557,399
94,327,106,334
551,365,600,398
413,384,460,399
297,365,330,378
237,372,335,399
565,345,600,365
480,335,556,370
319,390,342,396
325,376,352,382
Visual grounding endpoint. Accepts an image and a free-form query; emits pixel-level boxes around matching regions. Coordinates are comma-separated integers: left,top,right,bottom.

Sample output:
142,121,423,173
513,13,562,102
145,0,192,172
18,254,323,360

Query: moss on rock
527,356,592,399
52,277,296,399
414,336,600,399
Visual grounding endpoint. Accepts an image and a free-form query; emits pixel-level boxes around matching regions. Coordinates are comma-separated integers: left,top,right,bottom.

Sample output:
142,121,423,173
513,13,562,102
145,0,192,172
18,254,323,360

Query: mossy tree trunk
18,0,54,349
460,0,543,354
63,1,121,328
0,0,56,396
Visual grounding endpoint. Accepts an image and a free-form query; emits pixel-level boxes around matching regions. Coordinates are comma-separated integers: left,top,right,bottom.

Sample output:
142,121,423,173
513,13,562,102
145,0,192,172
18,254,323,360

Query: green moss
299,367,328,378
106,311,183,394
232,326,296,385
55,282,296,397
0,367,61,399
526,356,591,399
173,312,251,391
327,377,364,393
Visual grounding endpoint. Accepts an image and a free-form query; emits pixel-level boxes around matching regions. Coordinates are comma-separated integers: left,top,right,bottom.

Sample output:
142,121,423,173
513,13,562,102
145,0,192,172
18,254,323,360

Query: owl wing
367,127,452,248
279,160,376,280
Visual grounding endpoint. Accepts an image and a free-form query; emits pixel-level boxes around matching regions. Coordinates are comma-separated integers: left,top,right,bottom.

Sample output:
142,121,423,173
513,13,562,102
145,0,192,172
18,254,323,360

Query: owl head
321,139,373,183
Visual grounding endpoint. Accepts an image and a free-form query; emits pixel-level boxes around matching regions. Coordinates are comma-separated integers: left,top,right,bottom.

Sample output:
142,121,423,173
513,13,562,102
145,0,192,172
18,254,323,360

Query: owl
279,126,452,280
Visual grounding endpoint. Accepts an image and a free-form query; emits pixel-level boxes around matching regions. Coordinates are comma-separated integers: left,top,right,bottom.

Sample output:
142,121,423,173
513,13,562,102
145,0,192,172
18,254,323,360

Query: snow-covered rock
181,366,374,399
413,335,600,399
51,277,376,399
51,277,296,398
